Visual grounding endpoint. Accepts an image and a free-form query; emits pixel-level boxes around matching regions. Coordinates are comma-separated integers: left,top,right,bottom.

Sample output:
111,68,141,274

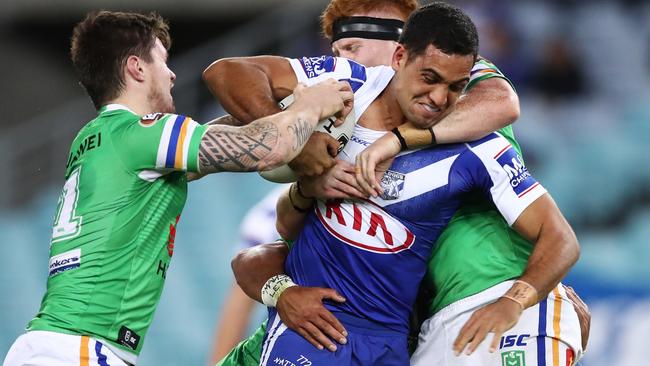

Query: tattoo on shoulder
199,121,279,173
287,118,313,152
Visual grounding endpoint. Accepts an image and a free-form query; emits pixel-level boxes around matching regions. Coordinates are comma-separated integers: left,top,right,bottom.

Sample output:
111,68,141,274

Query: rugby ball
259,94,356,183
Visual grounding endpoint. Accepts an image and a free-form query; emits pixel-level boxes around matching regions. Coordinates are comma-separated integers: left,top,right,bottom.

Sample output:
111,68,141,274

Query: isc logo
499,334,530,349
315,199,415,254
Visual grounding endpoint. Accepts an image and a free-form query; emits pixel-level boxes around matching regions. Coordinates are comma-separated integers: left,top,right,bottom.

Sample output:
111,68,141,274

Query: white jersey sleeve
286,56,394,121
463,133,547,225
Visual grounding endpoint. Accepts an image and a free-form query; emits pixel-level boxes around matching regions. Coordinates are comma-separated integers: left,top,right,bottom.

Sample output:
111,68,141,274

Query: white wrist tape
261,274,297,307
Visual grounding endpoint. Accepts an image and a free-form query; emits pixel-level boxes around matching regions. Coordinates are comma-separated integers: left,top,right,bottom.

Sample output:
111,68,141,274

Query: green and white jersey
27,104,208,363
423,59,532,315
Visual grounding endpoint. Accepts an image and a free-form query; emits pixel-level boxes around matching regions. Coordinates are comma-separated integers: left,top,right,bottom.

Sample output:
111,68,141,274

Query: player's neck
358,86,405,131
110,92,153,117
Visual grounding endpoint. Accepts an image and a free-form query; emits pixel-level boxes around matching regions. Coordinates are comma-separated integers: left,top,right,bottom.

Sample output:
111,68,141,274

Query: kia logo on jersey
315,199,415,254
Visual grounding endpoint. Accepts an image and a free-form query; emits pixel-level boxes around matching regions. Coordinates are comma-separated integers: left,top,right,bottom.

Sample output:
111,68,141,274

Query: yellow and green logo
501,350,526,366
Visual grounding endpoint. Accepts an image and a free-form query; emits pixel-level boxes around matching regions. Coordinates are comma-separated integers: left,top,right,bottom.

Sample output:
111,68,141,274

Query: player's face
391,44,474,128
146,38,176,113
332,38,398,67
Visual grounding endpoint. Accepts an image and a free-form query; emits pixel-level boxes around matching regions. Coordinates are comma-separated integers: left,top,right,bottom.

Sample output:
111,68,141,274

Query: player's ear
125,55,146,83
392,44,407,71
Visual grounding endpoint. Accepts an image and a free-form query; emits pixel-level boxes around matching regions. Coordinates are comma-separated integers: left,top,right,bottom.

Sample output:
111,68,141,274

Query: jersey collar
99,103,136,115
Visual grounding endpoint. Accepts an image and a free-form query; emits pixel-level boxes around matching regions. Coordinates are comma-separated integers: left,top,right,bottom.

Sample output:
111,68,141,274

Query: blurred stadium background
1,0,649,365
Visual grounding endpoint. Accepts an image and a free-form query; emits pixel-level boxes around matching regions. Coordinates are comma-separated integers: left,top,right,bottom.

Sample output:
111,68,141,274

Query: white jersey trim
465,134,547,225
287,57,394,120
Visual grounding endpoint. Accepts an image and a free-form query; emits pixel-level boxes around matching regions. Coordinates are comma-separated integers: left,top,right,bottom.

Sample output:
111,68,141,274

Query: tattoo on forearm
287,118,313,152
199,121,278,173
204,114,245,126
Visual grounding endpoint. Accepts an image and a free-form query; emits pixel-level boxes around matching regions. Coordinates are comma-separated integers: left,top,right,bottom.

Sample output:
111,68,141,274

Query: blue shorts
259,309,409,366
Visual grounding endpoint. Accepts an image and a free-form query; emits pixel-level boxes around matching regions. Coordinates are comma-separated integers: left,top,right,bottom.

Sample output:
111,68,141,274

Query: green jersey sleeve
465,57,516,92
112,113,208,173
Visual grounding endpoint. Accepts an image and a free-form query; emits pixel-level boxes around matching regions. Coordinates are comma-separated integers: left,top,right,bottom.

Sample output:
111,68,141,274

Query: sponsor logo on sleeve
48,248,81,277
495,146,539,197
139,113,164,127
299,56,337,78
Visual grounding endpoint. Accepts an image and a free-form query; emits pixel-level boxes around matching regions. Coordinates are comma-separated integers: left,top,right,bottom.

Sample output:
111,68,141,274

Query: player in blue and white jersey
204,4,581,365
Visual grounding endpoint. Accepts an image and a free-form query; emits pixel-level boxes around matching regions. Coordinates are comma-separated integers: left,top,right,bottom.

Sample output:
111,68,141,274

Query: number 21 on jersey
52,168,83,243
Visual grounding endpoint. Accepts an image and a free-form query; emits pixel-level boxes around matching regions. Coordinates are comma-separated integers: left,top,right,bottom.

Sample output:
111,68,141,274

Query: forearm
276,183,313,240
198,108,320,174
510,195,580,307
396,78,520,149
231,242,289,302
519,224,580,301
433,78,519,143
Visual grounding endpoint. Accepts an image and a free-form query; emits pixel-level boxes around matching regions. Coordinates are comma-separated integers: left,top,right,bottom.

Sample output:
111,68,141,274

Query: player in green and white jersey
3,10,354,366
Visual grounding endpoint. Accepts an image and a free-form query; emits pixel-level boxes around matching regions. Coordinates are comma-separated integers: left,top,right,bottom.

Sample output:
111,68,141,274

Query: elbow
230,247,250,286
507,93,521,124
558,225,580,267
202,58,237,91
501,89,521,126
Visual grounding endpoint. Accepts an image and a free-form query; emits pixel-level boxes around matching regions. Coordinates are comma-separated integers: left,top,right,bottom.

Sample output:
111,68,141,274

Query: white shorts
411,281,583,366
3,331,131,366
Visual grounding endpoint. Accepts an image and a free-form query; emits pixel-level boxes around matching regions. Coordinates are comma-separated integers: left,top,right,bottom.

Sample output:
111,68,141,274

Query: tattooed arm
198,79,353,174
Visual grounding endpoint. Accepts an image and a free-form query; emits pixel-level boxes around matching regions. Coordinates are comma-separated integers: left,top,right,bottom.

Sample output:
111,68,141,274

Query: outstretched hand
276,286,348,352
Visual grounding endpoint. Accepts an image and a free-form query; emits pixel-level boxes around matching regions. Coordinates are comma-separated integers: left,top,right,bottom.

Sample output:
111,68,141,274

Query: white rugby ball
259,94,356,183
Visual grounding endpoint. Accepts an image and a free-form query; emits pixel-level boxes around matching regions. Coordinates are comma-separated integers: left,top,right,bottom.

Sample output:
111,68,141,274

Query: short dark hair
70,11,171,109
399,2,478,61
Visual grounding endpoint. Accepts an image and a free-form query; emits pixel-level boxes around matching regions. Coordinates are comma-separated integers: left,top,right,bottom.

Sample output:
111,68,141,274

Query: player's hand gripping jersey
258,57,546,365
27,105,208,363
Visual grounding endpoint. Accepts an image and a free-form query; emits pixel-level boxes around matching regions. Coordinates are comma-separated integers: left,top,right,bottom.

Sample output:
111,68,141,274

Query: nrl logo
501,350,525,366
379,170,405,200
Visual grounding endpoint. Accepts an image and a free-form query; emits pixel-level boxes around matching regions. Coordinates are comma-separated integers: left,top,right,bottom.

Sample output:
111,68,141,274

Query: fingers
333,162,367,199
355,155,380,197
465,323,491,355
320,310,348,342
325,135,340,157
453,314,479,356
313,315,347,346
488,328,504,353
295,323,329,351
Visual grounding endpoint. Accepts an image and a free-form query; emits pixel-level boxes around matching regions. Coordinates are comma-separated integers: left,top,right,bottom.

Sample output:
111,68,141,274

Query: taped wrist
391,127,408,151
261,274,297,307
500,280,539,310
